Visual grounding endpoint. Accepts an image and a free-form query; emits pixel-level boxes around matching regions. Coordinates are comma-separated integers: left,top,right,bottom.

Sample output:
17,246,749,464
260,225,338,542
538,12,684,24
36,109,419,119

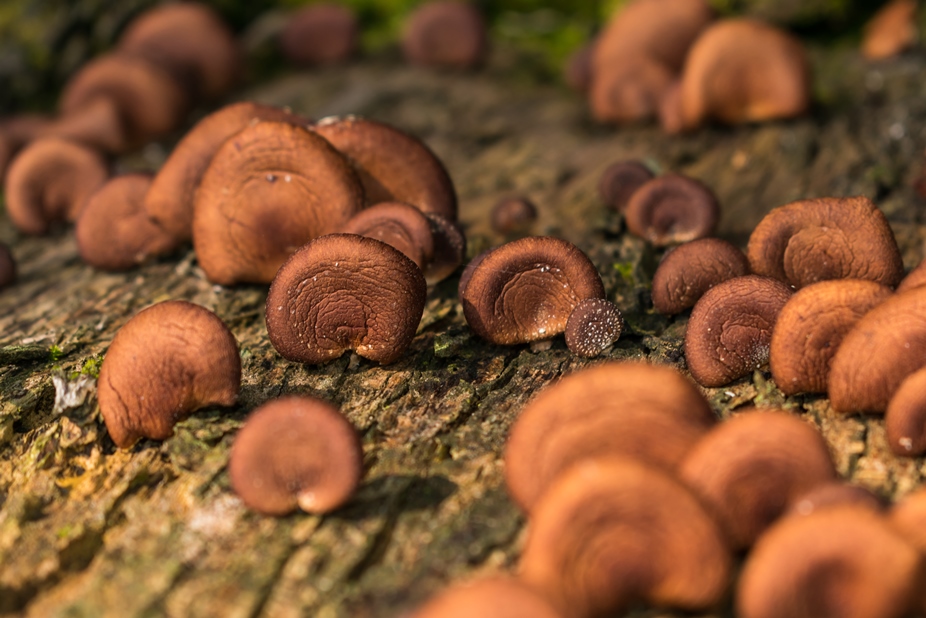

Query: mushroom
896,258,926,293
885,367,926,456
651,237,750,315
410,577,563,618
748,196,903,290
339,201,434,270
504,361,716,513
769,279,892,395
228,395,362,516
737,506,922,618
787,482,884,518
280,3,359,67
684,275,793,387
402,1,487,70
423,212,466,285
192,120,364,285
589,56,676,124
490,195,537,235
679,409,836,549
519,457,732,618
97,300,240,448
888,488,926,555
459,236,605,345
862,0,917,61
564,298,624,357
564,40,596,94
265,234,427,365
0,242,15,290
624,173,720,246
39,97,127,154
4,137,109,235
597,160,654,212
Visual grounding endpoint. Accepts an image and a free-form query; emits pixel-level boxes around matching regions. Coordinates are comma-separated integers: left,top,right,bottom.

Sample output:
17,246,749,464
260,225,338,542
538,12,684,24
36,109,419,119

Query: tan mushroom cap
748,196,903,290
888,488,926,555
589,55,676,124
679,410,836,549
651,237,750,315
266,234,427,365
0,242,15,290
684,275,793,387
862,0,917,61
504,361,716,513
829,285,926,414
769,279,891,396
97,300,240,448
896,258,926,293
737,506,922,618
402,1,488,70
460,236,604,345
228,395,362,516
624,174,720,246
520,457,732,618
193,120,364,285
5,137,109,235
491,195,537,235
410,576,563,618
339,201,435,270
787,482,885,518
280,3,359,67
885,367,926,456
597,160,654,212
564,298,624,358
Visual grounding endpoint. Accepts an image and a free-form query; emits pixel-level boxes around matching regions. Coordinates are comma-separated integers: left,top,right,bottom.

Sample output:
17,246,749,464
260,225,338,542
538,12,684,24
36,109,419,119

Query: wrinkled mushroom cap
597,160,654,212
651,237,750,315
0,242,15,290
402,1,488,70
885,367,926,456
624,174,720,246
564,298,624,357
338,201,435,269
410,577,563,618
862,0,917,61
280,3,359,67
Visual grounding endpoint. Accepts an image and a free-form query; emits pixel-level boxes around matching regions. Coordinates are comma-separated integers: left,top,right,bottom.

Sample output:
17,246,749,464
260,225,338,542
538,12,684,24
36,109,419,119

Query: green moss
48,345,63,362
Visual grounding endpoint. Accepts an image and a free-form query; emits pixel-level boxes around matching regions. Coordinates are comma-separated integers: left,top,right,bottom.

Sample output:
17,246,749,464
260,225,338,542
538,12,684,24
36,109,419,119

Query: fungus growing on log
589,57,676,124
339,201,434,270
564,298,624,357
0,243,15,290
888,488,926,555
423,213,466,285
402,1,488,70
896,258,926,293
411,577,563,618
651,237,750,315
624,174,719,246
862,0,917,61
788,482,884,517
597,160,654,212
491,195,537,235
885,367,926,456
280,4,359,67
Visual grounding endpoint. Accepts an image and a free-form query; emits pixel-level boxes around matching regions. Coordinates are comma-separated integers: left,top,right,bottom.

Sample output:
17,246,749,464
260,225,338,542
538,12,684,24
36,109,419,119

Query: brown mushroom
862,0,917,61
423,212,466,285
504,361,716,513
266,234,427,365
896,258,926,293
679,409,836,549
410,576,563,618
589,55,676,124
0,242,16,290
564,41,596,94
460,236,604,345
685,275,793,388
97,300,240,448
597,160,654,212
885,367,926,456
280,3,359,67
402,1,487,70
888,488,926,555
787,482,885,517
339,201,434,270
564,298,624,357
520,457,732,618
747,196,903,290
491,195,537,235
769,279,891,396
228,395,362,516
5,137,109,235
651,237,750,315
40,97,127,154
192,120,364,285
624,173,719,246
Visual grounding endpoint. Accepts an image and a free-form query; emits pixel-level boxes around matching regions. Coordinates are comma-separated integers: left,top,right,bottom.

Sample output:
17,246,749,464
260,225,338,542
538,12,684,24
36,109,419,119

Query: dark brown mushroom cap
504,361,716,513
679,410,836,549
885,367,926,456
75,174,178,271
97,300,240,448
589,55,676,124
769,279,891,396
491,195,537,235
624,173,719,246
5,137,109,235
0,242,16,290
338,201,434,270
684,275,793,388
747,196,903,290
311,116,457,219
145,102,309,243
402,1,487,70
460,236,605,345
192,121,364,285
862,0,917,60
564,298,624,357
279,3,359,67
787,482,885,518
651,237,750,315
829,285,926,414
423,212,466,285
597,160,654,213
564,41,595,94
896,258,926,293
457,247,492,299
520,457,732,618
888,488,926,555
410,576,563,618
266,234,427,365
228,395,362,516
737,506,922,618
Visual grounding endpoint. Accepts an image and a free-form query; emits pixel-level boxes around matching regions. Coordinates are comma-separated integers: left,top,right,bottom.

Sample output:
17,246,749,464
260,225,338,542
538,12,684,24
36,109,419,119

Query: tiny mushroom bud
885,367,926,456
280,3,359,67
0,242,16,289
97,300,240,448
685,275,793,387
651,237,750,315
564,298,624,357
339,201,434,270
229,395,362,516
624,173,719,246
423,212,466,285
410,577,563,618
597,160,654,212
787,482,885,518
491,195,537,235
402,1,488,70
862,0,917,61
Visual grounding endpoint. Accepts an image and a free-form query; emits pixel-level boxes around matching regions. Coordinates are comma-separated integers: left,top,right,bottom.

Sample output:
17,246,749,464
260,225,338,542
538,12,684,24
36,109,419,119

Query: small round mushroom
280,3,359,67
460,236,605,345
402,1,488,70
589,55,676,124
597,160,654,213
423,212,466,285
410,577,563,618
338,201,434,269
97,300,241,448
787,482,884,518
266,234,427,365
862,0,917,61
624,174,719,246
564,298,624,357
747,196,903,290
0,242,16,290
651,237,750,315
5,137,109,235
685,275,793,388
885,367,926,456
520,457,732,618
491,195,537,235
228,395,362,516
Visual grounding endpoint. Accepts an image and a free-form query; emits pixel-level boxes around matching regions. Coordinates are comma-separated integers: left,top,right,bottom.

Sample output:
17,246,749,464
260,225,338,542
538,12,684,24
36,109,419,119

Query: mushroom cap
769,279,891,396
146,101,309,243
97,300,240,448
862,0,917,61
624,174,719,246
423,212,466,285
597,160,654,213
829,285,926,414
5,137,109,235
0,242,16,290
564,298,624,357
788,482,885,518
193,120,364,285
460,236,605,345
651,237,750,315
338,201,435,270
564,41,596,94
41,97,127,153
228,395,362,516
885,367,926,456
677,19,810,130
312,116,457,219
490,195,537,235
520,457,732,618
280,3,359,67
410,576,563,618
266,234,427,365
589,55,676,124
737,506,922,618
684,275,794,388
888,488,926,555
896,258,926,293
679,409,836,549
402,1,488,70
504,361,716,513
748,196,903,290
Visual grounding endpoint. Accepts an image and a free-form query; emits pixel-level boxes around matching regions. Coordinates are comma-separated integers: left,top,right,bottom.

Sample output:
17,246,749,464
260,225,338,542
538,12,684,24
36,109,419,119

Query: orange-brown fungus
651,237,750,315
